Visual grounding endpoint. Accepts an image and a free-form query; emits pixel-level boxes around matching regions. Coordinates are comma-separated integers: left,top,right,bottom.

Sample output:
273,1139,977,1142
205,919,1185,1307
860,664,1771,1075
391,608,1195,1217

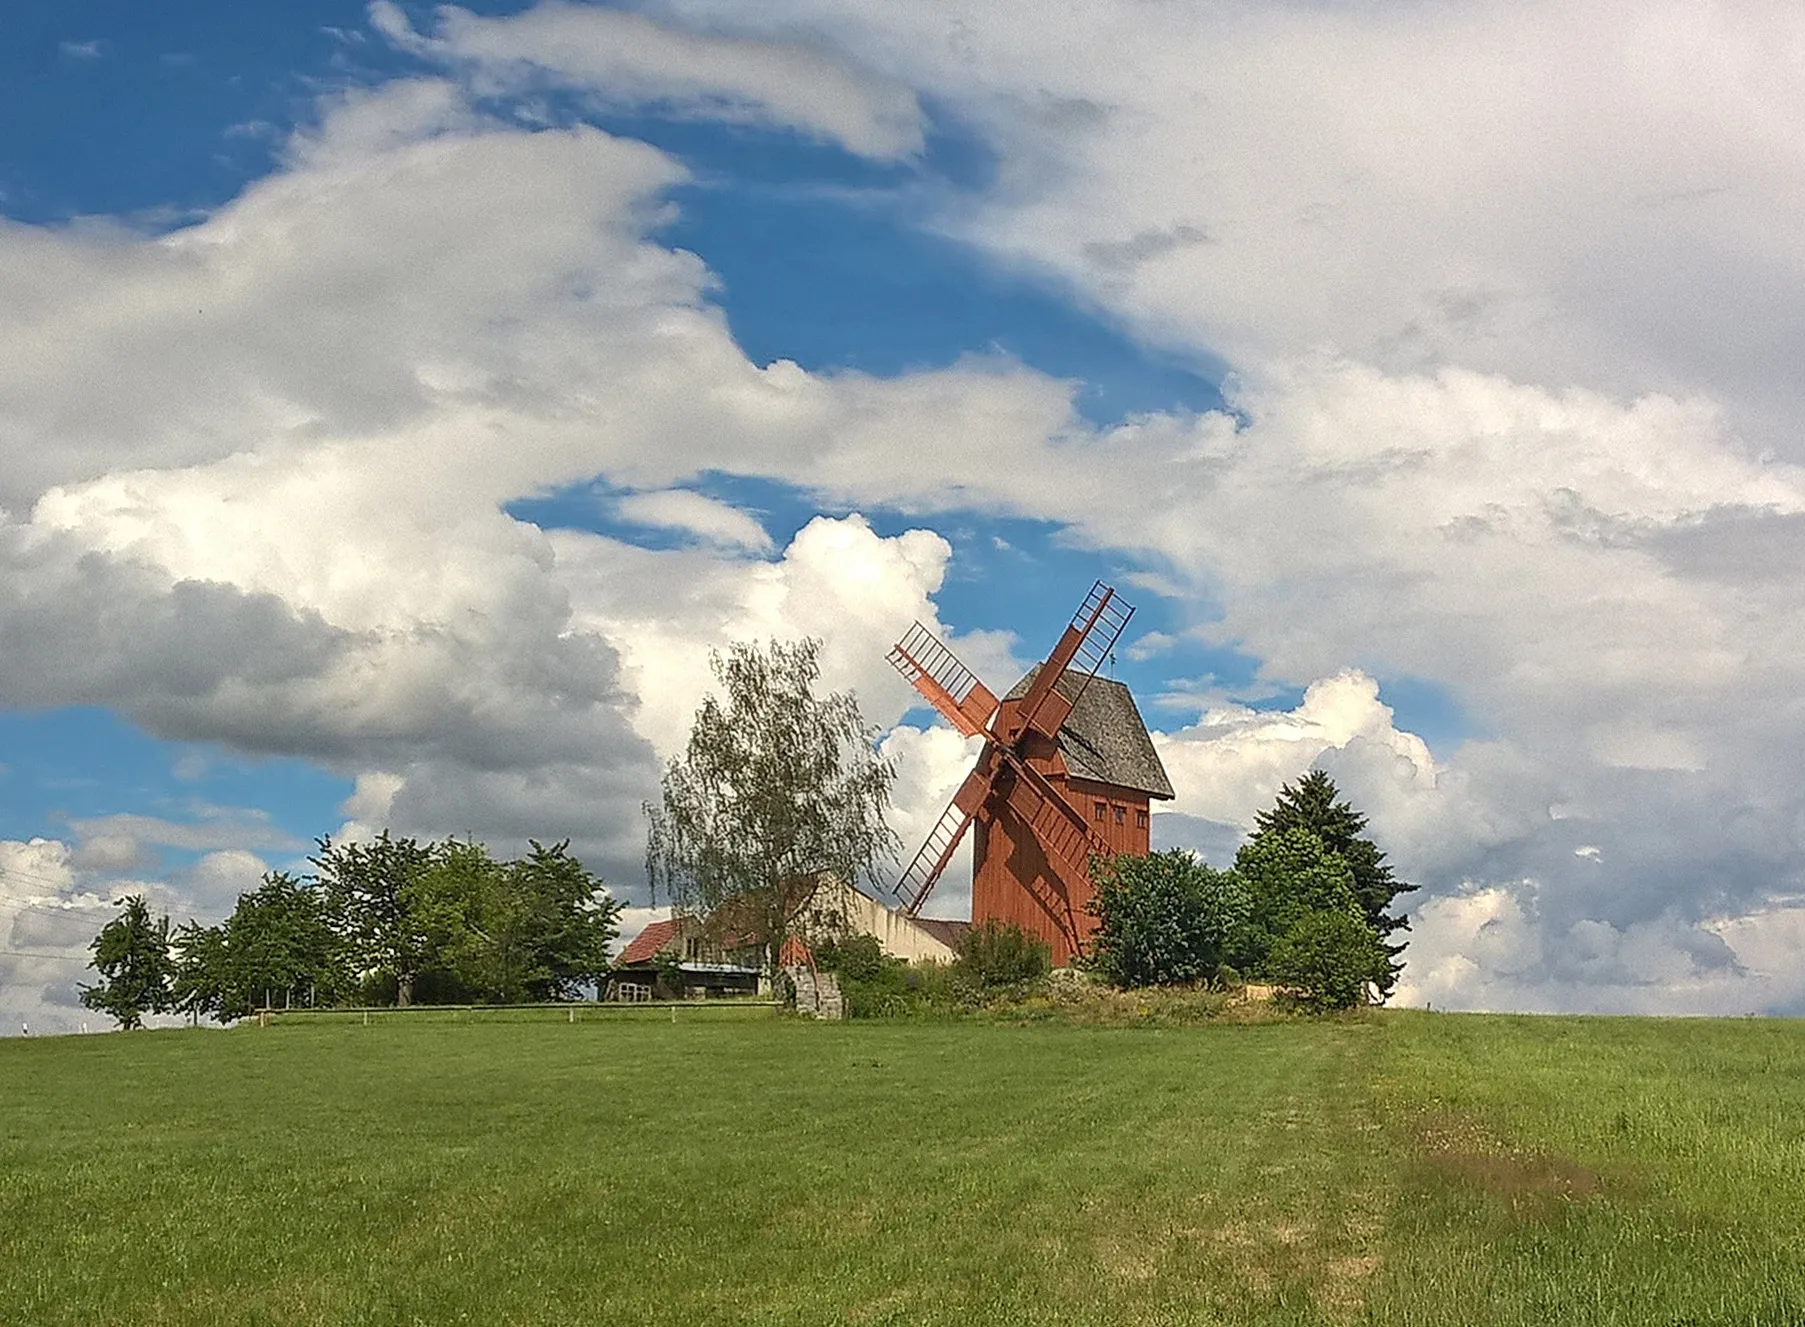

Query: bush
955,920,1051,989
1087,850,1250,988
1266,908,1390,1011
813,932,888,983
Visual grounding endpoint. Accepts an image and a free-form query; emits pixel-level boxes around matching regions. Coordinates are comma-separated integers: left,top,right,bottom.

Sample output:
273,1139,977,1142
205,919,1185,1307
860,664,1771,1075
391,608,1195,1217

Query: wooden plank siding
971,776,1153,967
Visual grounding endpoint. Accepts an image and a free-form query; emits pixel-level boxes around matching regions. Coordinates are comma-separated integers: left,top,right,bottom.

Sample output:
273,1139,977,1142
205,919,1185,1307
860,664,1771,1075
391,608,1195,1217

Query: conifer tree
1250,770,1415,994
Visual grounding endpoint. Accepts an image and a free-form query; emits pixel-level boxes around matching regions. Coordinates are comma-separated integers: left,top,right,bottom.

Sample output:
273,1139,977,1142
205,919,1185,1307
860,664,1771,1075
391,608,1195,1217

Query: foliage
954,919,1051,989
1253,769,1415,994
312,830,438,1006
645,637,899,975
813,932,913,1018
106,834,618,1019
651,949,685,1000
1087,849,1251,987
404,839,619,1005
1267,908,1393,1011
78,894,174,1029
505,840,620,999
170,873,346,1023
1229,826,1365,976
812,931,888,983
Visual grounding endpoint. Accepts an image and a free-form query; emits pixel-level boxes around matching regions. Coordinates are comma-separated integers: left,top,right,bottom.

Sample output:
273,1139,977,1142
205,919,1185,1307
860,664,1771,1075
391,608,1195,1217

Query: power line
0,861,87,891
0,948,88,963
0,895,112,920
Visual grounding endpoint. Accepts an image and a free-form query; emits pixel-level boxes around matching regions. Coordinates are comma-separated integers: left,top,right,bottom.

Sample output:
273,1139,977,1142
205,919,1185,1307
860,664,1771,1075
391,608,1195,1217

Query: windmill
886,582,1175,966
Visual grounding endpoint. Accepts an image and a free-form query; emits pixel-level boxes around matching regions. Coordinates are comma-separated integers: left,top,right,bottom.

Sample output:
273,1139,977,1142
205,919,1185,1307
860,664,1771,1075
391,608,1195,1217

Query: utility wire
0,947,88,963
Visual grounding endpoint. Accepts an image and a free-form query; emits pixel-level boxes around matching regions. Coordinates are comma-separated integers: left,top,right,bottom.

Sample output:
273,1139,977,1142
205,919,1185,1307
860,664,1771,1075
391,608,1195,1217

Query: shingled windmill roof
1005,667,1174,800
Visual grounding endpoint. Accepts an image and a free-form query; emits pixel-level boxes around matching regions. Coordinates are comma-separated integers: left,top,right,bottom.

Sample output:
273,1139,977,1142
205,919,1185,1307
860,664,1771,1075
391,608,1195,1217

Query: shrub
955,920,1051,988
1266,908,1390,1011
813,932,888,983
1088,850,1251,988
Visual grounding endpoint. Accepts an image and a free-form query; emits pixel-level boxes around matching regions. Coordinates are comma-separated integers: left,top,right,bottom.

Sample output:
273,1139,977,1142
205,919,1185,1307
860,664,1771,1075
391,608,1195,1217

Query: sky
5,1,1805,1033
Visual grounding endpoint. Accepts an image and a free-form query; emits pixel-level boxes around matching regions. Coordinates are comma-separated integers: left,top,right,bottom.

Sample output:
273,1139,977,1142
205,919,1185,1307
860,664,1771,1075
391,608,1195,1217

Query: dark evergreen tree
1250,770,1415,994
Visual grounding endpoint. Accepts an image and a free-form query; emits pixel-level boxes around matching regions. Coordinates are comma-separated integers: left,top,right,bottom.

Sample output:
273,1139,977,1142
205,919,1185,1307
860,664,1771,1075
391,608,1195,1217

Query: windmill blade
892,759,997,915
887,622,1000,739
992,745,1113,888
1011,581,1135,743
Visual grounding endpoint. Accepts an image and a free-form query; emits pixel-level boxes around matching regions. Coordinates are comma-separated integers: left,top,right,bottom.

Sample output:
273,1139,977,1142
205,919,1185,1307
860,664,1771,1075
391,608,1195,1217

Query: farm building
607,877,968,999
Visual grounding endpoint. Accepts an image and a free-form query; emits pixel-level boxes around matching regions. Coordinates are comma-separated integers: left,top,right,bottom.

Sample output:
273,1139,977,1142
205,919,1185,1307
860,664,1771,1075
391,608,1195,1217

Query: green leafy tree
167,875,347,1024
313,831,437,1005
954,919,1051,989
170,919,227,1025
1088,849,1251,987
221,872,345,1016
1252,770,1414,993
1267,909,1391,1011
645,638,900,977
405,839,618,1004
80,895,174,1029
507,840,620,1000
1230,827,1364,976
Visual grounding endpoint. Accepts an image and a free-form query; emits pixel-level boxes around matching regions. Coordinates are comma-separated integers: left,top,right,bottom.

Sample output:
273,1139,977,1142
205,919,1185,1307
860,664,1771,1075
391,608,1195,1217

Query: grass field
4,1011,1805,1326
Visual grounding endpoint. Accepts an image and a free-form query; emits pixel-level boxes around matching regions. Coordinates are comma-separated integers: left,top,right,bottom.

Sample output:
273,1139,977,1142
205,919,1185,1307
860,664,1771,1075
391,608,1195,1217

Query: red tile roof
617,917,681,966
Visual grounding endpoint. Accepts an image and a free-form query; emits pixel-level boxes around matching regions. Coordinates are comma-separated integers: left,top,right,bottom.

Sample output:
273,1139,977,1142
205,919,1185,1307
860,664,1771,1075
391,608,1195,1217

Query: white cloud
68,811,301,855
614,489,774,554
372,1,925,160
1395,884,1805,1017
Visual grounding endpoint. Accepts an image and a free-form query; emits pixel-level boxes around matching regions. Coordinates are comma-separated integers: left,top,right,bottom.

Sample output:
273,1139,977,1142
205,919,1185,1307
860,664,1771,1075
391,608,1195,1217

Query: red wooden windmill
886,582,1174,966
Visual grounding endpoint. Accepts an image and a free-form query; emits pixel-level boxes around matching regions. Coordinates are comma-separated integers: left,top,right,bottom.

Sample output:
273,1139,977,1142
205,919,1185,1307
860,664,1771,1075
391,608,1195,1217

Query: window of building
1114,805,1126,825
1136,809,1149,829
683,936,702,960
1094,801,1108,821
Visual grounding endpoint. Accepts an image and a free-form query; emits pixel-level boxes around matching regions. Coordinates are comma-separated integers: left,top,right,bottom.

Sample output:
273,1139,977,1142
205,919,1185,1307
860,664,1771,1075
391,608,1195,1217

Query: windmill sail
887,623,999,739
1011,581,1134,742
891,761,993,914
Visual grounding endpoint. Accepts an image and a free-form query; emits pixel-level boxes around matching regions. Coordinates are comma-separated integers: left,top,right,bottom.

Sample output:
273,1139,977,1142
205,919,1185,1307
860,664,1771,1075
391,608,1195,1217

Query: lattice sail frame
885,581,1135,916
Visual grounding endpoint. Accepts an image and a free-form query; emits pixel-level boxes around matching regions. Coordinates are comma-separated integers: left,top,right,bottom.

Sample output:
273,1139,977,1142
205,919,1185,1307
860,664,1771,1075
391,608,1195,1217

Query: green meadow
4,1011,1804,1326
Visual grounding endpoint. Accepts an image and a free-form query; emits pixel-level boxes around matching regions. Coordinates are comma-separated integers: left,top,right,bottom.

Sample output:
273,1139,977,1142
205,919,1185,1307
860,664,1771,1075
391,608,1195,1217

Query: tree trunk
397,971,414,1007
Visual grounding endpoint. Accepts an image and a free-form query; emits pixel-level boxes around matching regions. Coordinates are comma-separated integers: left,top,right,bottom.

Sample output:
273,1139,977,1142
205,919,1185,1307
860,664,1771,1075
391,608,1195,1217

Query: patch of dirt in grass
1318,1254,1383,1318
1416,1112,1602,1216
1093,1236,1159,1281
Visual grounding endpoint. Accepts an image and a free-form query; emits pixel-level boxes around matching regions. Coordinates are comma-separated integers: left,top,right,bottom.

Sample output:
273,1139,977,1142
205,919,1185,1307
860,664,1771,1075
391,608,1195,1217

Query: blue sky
7,0,1805,1025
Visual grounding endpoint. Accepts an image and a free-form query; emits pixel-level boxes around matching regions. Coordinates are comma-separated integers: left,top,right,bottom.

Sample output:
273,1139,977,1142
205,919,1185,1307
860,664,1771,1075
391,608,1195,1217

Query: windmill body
887,583,1175,967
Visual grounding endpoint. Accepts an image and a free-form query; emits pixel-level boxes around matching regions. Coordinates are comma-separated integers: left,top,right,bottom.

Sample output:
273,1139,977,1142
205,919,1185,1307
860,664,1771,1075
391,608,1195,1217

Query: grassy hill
3,1010,1804,1325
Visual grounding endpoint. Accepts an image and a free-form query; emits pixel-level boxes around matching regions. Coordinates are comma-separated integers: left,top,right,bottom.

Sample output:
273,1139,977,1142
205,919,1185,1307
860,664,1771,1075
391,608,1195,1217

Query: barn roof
616,917,681,966
1005,667,1175,800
